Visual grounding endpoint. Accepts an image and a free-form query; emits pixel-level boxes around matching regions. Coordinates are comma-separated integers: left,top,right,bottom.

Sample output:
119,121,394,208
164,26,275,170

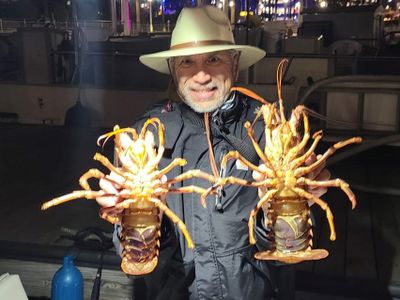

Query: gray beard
183,97,226,113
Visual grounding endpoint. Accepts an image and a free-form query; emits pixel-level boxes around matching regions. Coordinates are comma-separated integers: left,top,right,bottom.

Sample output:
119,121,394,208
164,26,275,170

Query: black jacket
127,92,294,300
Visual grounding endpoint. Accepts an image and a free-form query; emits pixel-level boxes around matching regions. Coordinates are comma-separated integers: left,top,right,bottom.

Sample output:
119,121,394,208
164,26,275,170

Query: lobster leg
221,150,275,178
298,178,357,209
144,131,157,161
244,121,274,170
289,130,323,170
169,186,208,195
93,152,132,179
141,118,165,172
166,169,217,185
156,158,187,177
79,168,106,190
261,106,276,154
293,187,336,241
199,176,258,208
285,112,310,162
295,137,362,177
248,189,278,244
151,198,195,249
169,186,211,208
41,190,106,210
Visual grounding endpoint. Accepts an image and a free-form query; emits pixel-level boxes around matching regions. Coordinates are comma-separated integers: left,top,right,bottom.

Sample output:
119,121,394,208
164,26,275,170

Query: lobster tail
120,205,161,275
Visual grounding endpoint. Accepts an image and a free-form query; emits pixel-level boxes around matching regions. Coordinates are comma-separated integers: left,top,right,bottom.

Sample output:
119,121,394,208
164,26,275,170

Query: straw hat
139,6,266,74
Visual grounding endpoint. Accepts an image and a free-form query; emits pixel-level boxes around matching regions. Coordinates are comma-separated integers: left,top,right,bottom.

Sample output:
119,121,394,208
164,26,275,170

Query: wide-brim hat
139,6,266,74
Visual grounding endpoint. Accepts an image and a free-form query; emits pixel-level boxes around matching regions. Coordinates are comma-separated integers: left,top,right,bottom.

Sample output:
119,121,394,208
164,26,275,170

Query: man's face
171,51,239,113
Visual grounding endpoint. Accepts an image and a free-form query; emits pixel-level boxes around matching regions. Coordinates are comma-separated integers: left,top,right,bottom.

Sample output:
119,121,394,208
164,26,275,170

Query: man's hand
96,170,168,214
96,171,125,208
96,129,167,209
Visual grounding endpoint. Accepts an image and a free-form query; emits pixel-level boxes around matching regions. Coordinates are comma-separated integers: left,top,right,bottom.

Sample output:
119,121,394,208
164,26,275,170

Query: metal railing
296,74,400,138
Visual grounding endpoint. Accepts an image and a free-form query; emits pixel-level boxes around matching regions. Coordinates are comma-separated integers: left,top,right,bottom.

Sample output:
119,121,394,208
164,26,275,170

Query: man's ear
233,51,241,81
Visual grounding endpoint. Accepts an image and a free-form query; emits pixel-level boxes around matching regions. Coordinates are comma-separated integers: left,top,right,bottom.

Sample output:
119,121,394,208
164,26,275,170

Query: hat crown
171,6,235,49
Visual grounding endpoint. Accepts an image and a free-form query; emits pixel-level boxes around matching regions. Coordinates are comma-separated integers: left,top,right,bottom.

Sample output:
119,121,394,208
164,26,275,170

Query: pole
246,0,249,44
136,0,141,32
110,0,117,34
229,1,236,24
149,0,153,33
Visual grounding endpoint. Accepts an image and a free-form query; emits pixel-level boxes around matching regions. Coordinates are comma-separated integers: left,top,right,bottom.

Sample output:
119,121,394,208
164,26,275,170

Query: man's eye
208,56,220,64
179,59,193,67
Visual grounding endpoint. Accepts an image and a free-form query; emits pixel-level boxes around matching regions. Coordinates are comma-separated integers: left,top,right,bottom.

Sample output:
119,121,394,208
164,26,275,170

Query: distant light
239,11,254,16
319,0,327,8
317,34,323,40
218,2,223,8
294,2,301,8
229,1,235,6
385,4,389,9
66,0,71,5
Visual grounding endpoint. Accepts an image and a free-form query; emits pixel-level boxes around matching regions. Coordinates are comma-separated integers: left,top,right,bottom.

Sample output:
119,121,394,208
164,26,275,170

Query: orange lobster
216,60,362,263
42,118,216,275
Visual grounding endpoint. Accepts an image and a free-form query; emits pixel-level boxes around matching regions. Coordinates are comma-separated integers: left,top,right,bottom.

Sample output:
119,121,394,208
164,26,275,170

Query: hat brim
139,44,266,74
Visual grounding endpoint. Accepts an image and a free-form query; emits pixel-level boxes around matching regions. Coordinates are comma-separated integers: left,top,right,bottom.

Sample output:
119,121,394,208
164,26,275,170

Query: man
97,6,328,300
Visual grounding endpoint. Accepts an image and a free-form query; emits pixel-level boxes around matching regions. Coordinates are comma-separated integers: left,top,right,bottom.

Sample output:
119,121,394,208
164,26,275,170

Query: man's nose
192,69,211,84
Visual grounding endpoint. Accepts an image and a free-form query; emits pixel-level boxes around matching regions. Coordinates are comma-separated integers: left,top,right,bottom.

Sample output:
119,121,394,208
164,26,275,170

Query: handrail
296,75,400,107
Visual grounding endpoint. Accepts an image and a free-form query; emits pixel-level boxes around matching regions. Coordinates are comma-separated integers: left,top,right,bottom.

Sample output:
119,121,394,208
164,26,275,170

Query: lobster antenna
276,59,288,123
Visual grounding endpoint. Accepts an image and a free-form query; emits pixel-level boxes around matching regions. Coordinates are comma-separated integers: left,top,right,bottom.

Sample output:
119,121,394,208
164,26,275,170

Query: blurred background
0,1,399,299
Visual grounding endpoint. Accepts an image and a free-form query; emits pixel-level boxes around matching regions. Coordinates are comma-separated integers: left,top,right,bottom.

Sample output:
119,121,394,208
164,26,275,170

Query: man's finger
100,177,120,193
253,164,267,181
96,195,119,208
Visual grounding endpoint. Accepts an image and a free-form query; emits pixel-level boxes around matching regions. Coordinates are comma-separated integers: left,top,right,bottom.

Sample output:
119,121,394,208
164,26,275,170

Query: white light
229,0,235,6
294,1,300,8
218,2,223,8
320,0,327,7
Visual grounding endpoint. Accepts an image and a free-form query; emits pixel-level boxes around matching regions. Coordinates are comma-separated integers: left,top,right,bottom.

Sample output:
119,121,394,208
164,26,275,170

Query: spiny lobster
41,118,216,275
216,60,362,263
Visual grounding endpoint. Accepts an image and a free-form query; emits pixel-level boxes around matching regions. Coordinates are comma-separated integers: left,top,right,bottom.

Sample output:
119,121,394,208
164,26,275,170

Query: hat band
170,40,234,50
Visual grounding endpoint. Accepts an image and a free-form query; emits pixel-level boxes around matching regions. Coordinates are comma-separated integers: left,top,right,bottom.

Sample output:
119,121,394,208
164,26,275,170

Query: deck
0,124,399,299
